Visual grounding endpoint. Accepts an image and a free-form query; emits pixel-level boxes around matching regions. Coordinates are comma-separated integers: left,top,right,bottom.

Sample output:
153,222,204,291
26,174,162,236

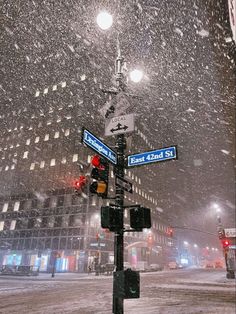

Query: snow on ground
0,269,235,314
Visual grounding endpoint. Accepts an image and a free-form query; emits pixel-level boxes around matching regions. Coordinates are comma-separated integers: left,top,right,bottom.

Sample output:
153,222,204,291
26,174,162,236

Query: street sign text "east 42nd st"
105,113,134,136
127,146,177,167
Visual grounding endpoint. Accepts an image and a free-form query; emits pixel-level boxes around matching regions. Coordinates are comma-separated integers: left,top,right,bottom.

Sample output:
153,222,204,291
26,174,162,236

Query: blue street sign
82,128,117,165
127,146,177,167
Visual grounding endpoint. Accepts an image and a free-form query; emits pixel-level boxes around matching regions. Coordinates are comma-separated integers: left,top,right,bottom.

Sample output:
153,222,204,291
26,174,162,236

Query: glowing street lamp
129,69,143,83
96,11,113,30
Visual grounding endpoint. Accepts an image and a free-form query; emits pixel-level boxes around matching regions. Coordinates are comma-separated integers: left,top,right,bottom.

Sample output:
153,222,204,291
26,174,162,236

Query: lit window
10,220,16,230
50,159,56,166
47,121,52,125
52,84,57,91
30,163,35,170
128,171,131,177
54,131,59,139
87,155,92,163
111,170,114,178
0,221,4,231
35,90,40,97
40,161,45,168
11,164,15,170
26,139,31,145
61,157,66,164
13,201,20,212
35,136,40,143
5,166,9,171
66,115,71,120
61,81,66,88
57,117,61,123
44,134,49,141
2,203,8,212
29,126,33,130
43,87,48,94
139,178,141,184
72,154,78,162
65,129,70,136
38,122,42,127
23,151,28,159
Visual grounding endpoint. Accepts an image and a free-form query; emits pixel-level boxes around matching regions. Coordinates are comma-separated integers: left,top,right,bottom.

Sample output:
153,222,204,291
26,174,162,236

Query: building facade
0,82,175,272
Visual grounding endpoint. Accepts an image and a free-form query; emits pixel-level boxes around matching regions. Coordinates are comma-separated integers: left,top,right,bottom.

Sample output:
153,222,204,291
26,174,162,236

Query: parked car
148,264,163,271
205,262,214,269
168,262,178,269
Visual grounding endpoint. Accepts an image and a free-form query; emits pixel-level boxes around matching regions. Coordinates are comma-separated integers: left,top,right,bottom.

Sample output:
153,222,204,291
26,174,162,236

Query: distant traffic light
222,239,230,248
130,207,151,231
90,155,109,198
167,227,173,238
147,234,153,247
74,175,87,195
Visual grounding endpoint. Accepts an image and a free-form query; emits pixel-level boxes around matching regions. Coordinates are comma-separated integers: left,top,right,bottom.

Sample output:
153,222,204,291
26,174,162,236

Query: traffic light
147,234,153,247
101,206,123,231
167,227,173,238
222,239,230,249
90,155,109,198
130,207,151,231
113,269,140,299
74,175,87,195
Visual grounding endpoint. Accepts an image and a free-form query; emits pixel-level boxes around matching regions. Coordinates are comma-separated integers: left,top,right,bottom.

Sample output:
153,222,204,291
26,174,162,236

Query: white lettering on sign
225,228,236,238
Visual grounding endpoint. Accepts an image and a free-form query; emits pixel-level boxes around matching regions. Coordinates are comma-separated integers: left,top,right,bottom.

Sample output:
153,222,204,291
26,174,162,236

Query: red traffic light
74,176,86,189
222,239,230,248
91,155,101,168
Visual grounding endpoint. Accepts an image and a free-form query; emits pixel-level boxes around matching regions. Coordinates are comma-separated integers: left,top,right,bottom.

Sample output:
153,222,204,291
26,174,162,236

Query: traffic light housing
130,207,151,231
222,239,230,249
167,227,173,238
113,269,140,299
90,155,109,198
101,206,123,231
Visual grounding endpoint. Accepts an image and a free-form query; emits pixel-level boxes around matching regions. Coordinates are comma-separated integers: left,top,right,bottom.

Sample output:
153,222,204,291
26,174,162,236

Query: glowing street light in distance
96,11,113,30
129,69,144,83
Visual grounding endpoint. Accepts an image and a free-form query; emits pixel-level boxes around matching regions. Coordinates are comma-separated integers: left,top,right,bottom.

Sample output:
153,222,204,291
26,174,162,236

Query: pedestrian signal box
130,207,151,231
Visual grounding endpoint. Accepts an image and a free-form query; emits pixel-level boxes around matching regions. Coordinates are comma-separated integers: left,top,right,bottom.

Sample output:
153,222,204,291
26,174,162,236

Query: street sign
225,228,236,238
105,113,134,136
115,175,133,193
127,146,177,167
99,92,131,119
82,128,117,165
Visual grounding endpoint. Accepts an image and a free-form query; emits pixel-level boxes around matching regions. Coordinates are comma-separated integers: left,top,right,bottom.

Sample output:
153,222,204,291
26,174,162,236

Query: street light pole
113,49,126,314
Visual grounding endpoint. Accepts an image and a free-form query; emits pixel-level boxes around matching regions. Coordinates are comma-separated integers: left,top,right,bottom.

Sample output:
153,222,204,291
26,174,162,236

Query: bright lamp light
96,11,113,30
129,69,143,83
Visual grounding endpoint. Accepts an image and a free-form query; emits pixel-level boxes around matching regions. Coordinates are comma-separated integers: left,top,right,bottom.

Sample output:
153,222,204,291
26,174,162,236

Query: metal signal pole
113,43,126,314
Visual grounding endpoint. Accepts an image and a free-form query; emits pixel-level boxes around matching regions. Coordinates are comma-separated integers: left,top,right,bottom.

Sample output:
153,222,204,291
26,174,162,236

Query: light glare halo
96,11,113,30
130,69,144,83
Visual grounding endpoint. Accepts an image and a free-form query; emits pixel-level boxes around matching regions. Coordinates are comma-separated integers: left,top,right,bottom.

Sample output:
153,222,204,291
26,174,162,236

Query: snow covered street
0,268,235,314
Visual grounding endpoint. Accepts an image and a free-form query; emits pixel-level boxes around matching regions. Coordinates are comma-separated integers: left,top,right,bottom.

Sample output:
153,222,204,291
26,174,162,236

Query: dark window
58,195,64,207
59,237,67,249
54,216,62,228
52,238,59,250
44,198,50,208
